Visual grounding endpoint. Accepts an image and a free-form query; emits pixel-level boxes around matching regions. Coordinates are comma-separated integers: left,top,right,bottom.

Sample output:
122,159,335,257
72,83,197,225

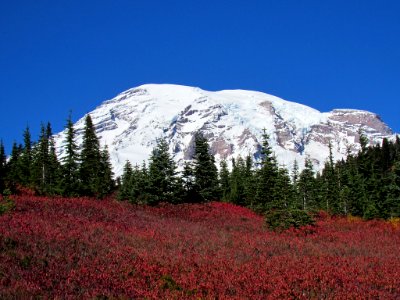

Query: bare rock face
54,84,396,176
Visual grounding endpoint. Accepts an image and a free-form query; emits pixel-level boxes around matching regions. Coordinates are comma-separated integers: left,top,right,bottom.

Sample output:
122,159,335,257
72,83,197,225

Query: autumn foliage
0,196,399,299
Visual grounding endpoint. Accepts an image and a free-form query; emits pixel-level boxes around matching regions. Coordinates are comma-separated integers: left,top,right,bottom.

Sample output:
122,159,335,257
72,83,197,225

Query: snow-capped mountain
54,84,395,177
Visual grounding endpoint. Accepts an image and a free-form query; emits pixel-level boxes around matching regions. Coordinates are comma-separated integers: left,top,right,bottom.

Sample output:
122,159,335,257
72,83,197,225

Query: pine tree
31,124,49,193
229,157,246,205
243,155,257,207
45,123,61,194
291,160,301,208
118,160,133,201
320,141,340,213
79,114,102,196
97,145,114,198
60,114,80,196
181,161,196,202
219,159,230,202
0,141,6,193
147,138,178,204
254,130,279,211
272,167,296,209
297,157,317,211
6,142,23,192
193,132,219,202
20,126,33,186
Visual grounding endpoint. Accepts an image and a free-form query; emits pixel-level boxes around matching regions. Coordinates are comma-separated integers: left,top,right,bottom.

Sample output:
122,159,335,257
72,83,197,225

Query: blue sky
1,0,399,152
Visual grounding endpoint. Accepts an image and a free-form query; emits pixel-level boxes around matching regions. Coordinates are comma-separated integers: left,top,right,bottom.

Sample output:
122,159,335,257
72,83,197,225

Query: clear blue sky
1,0,399,153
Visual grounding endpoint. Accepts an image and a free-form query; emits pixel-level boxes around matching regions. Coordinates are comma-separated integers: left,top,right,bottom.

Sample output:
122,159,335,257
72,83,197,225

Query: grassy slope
0,196,399,299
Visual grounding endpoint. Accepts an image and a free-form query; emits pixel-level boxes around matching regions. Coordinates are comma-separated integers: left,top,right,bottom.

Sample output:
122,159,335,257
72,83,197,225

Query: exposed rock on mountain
54,84,395,176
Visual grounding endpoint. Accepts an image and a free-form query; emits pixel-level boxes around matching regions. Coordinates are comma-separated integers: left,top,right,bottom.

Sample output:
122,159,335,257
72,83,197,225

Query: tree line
118,129,400,220
1,116,399,220
0,114,114,198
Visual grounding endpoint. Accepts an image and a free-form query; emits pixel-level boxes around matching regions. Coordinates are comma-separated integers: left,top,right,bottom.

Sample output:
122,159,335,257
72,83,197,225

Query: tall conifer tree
79,114,102,196
193,132,219,202
61,114,80,196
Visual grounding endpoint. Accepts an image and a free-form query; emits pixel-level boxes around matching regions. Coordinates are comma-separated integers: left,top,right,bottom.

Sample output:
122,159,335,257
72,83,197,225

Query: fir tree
229,157,246,206
0,141,6,193
243,155,257,207
147,138,178,205
319,141,340,213
181,161,196,202
31,124,49,193
79,114,102,196
193,132,219,202
297,157,317,211
60,114,80,196
219,159,230,202
45,123,61,194
254,130,279,210
20,126,33,186
118,160,133,201
6,142,23,192
97,145,114,198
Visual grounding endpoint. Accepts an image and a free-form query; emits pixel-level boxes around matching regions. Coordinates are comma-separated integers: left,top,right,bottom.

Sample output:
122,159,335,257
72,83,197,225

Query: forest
1,113,400,223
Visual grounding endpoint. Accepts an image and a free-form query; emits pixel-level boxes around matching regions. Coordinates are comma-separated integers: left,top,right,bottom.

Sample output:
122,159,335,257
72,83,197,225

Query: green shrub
0,190,15,215
265,209,315,230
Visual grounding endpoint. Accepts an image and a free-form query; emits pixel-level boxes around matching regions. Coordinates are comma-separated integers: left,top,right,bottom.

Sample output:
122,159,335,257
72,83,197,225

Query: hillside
54,84,394,176
1,196,399,298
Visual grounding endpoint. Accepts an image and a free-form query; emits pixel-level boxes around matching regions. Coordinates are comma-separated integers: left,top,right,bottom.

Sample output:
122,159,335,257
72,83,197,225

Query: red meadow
0,195,399,299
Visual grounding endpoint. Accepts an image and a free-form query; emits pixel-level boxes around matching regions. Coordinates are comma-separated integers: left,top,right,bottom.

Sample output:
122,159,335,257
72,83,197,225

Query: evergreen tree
147,138,178,204
272,167,296,209
79,114,102,196
20,126,33,186
219,159,230,202
0,141,6,193
127,162,151,204
45,123,61,194
297,157,317,211
118,160,133,201
60,114,80,196
31,124,48,193
291,160,301,208
319,141,340,213
243,155,257,206
254,130,279,210
229,157,246,205
6,142,23,192
181,161,196,202
193,132,219,202
97,145,114,198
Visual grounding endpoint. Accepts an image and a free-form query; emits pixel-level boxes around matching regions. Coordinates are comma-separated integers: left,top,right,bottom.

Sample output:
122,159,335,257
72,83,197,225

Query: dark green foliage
254,130,280,210
0,189,15,215
0,141,6,193
147,138,178,205
229,157,247,205
318,141,340,213
5,142,23,192
180,161,196,202
79,114,103,196
60,114,80,196
118,160,133,201
219,159,230,202
297,157,317,212
19,127,33,186
97,146,115,198
193,132,219,202
31,123,61,195
265,209,315,230
1,112,399,223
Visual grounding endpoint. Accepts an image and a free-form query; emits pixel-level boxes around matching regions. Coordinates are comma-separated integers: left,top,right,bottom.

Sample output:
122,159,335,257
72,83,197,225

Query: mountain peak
55,84,395,176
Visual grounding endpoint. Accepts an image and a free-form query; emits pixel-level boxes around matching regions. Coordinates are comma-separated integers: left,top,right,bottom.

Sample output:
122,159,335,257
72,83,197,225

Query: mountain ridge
54,84,394,177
